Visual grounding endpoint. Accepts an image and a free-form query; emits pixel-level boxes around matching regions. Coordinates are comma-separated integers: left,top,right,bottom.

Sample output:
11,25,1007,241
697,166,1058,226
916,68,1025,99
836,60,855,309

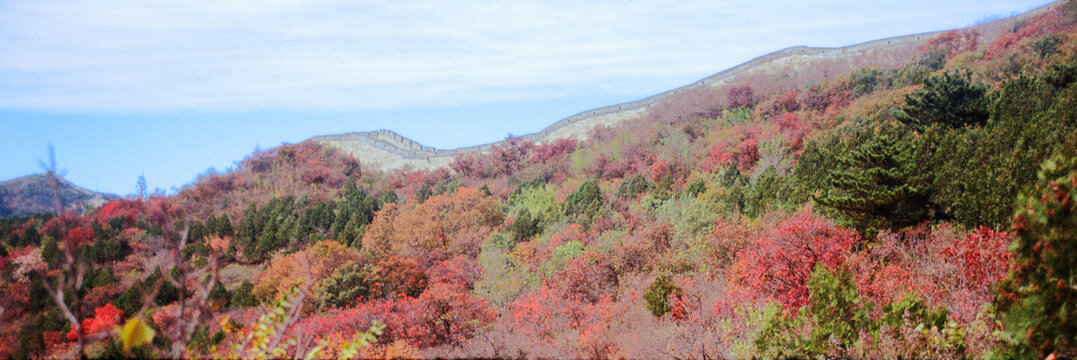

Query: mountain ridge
309,1,1059,172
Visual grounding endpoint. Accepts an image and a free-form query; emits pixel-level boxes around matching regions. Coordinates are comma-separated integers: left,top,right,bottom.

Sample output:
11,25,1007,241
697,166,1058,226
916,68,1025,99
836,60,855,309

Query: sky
0,0,1053,196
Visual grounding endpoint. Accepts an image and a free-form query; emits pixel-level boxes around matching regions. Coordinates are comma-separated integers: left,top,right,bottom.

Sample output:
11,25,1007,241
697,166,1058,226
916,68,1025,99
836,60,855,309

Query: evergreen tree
615,174,652,199
997,155,1077,358
208,282,230,308
230,281,259,308
892,70,988,130
816,131,932,237
563,179,603,227
213,215,234,238
332,178,380,247
509,209,540,242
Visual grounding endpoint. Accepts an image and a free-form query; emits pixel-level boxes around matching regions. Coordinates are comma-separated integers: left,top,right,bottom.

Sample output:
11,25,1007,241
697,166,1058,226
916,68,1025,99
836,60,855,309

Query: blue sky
0,0,1052,196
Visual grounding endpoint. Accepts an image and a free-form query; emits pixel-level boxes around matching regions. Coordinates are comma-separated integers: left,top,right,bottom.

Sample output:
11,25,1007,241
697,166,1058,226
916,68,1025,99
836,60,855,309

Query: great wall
309,1,1056,172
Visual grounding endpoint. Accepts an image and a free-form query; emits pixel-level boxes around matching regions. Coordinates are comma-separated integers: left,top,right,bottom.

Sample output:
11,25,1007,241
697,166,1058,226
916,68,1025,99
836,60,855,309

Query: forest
2,3,1077,359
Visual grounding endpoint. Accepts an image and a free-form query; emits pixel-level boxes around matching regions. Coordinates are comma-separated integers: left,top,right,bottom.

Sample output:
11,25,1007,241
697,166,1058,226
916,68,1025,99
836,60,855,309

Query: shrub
230,281,259,308
563,179,604,227
997,155,1077,358
730,210,858,311
615,174,652,200
644,273,681,317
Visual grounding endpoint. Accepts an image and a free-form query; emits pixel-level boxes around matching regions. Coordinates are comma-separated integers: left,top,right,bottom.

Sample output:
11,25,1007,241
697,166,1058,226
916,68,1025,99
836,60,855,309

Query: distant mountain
310,1,1058,172
0,174,117,217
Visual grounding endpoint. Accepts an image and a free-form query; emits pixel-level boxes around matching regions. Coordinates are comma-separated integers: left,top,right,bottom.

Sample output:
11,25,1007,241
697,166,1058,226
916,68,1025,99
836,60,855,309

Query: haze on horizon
0,0,1052,196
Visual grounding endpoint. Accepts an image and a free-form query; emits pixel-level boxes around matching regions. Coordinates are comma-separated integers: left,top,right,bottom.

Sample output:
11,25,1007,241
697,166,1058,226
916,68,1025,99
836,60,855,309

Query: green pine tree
892,70,988,130
816,131,932,237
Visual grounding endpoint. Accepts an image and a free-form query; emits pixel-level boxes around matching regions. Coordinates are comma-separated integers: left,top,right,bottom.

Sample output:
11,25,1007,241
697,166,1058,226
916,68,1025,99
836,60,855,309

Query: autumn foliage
5,4,1077,358
730,210,858,311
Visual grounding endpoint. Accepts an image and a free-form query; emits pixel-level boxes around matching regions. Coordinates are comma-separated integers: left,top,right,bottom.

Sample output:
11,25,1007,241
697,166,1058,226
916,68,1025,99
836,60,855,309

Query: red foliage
174,141,358,218
414,281,496,346
549,224,591,248
492,138,536,177
802,81,853,114
726,85,757,108
531,139,578,163
735,132,760,173
985,9,1073,60
508,285,598,342
777,112,811,154
922,29,981,57
648,86,724,124
295,281,494,348
701,144,735,173
704,218,758,269
80,284,125,315
587,152,637,180
940,227,1012,291
65,226,94,248
450,138,539,179
95,199,142,229
427,255,480,290
450,153,487,178
362,187,502,261
729,210,859,311
41,211,90,240
368,255,429,299
68,303,123,340
144,196,184,229
855,263,935,306
300,165,342,186
554,251,618,302
650,160,671,184
776,90,801,113
44,331,68,349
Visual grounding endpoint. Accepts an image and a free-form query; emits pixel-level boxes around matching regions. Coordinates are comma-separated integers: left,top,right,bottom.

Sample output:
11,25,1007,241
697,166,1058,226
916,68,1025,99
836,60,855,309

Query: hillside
311,0,1057,172
4,1,1077,359
0,174,115,217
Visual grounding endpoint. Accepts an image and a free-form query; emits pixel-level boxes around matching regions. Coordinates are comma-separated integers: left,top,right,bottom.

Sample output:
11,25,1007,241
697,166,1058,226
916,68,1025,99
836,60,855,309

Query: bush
509,209,541,242
208,282,230,308
615,174,652,199
314,261,372,310
644,273,681,317
230,281,259,308
563,179,604,227
997,155,1077,358
730,210,858,311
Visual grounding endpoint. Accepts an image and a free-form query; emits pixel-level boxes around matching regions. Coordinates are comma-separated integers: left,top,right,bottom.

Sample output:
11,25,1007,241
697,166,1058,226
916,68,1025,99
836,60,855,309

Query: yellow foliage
119,317,155,352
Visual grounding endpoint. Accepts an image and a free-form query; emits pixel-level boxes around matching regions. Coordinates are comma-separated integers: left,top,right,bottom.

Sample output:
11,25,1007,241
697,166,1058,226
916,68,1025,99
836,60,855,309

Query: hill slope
310,1,1058,172
0,174,116,216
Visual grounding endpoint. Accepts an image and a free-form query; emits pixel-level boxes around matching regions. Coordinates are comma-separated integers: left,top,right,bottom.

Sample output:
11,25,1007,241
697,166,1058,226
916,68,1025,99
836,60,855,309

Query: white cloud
0,0,1051,112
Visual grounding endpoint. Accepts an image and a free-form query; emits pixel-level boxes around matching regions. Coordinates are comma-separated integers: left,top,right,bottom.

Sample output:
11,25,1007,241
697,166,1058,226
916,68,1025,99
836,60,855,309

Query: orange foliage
362,187,502,261
253,240,360,300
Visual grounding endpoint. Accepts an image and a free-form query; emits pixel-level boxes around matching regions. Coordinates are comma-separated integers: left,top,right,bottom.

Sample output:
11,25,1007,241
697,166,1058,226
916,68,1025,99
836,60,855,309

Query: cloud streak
0,0,1051,113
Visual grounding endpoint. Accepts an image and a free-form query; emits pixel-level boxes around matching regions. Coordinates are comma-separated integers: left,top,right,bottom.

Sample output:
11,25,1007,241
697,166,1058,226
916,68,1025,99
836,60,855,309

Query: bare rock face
310,1,1057,172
